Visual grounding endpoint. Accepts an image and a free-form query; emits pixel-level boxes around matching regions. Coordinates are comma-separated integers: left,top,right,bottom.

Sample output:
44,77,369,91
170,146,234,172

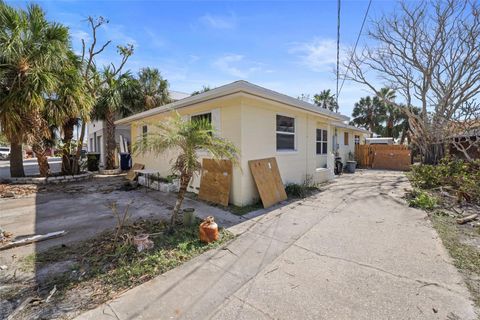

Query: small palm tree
314,89,338,112
134,113,239,228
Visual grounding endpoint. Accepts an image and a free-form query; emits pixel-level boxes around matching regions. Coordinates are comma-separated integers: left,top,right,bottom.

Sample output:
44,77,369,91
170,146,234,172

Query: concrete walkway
77,170,476,320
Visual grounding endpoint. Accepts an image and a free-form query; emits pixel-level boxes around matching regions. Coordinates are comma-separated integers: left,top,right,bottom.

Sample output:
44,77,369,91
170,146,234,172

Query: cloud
289,38,339,72
144,28,165,48
101,23,138,47
212,54,262,78
70,29,90,43
199,13,236,29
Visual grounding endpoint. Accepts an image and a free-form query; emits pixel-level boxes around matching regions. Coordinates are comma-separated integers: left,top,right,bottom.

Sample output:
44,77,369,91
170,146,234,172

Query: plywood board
198,159,233,206
248,157,287,208
372,150,411,171
127,163,145,181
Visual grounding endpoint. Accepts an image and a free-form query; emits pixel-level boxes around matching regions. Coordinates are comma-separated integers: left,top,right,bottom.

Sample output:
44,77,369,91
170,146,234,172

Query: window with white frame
276,115,295,151
316,129,328,154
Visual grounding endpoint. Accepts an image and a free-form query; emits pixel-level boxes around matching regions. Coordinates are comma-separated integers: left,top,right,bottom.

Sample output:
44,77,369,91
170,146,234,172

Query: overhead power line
335,0,341,107
338,0,373,99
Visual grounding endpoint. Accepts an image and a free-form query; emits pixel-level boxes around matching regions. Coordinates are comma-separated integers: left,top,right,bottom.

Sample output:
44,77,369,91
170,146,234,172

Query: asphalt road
0,157,62,178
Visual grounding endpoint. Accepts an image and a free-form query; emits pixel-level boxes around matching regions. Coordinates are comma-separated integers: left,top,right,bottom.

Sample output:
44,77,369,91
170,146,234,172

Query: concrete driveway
78,170,476,320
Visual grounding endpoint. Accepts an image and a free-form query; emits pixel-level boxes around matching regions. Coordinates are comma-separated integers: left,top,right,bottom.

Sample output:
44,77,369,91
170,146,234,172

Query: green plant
134,112,239,228
285,183,307,198
408,158,480,204
285,175,319,199
407,189,437,210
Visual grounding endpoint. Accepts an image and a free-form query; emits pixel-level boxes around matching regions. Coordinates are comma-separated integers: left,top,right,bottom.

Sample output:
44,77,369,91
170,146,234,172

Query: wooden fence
355,144,411,171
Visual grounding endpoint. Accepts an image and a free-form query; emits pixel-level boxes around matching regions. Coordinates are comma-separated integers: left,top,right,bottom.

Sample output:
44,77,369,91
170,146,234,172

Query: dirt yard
0,175,245,319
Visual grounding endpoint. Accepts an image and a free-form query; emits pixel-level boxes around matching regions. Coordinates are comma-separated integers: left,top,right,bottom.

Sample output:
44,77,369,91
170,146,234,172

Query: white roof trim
333,122,371,134
116,80,349,125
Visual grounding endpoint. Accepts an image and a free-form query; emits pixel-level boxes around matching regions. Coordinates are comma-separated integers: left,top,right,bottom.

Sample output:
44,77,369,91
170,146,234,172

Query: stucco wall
239,96,335,205
128,93,343,206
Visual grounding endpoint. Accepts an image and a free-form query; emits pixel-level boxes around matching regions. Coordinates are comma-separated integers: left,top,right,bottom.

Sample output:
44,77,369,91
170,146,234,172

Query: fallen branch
456,214,478,225
0,231,67,251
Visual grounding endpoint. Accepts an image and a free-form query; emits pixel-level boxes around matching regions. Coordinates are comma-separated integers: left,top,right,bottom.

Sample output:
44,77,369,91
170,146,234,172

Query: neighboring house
86,90,190,167
449,126,480,160
116,81,369,206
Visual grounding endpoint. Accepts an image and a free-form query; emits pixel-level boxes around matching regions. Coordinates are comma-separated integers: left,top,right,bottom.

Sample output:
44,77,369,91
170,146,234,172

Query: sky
7,0,399,117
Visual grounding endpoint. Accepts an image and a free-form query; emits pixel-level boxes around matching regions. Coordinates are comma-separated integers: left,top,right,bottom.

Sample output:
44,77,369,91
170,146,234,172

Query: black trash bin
120,153,131,170
87,153,100,171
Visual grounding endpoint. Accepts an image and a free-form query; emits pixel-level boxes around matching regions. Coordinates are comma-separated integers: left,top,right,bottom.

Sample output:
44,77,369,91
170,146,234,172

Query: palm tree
0,2,72,177
350,96,386,137
94,69,137,170
136,67,170,109
134,113,238,228
191,85,211,96
45,54,94,174
377,88,399,138
314,89,338,112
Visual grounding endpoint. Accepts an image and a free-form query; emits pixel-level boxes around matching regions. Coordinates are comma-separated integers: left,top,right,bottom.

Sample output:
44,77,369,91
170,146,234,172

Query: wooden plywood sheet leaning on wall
126,163,145,181
198,159,233,207
248,157,288,208
372,149,412,171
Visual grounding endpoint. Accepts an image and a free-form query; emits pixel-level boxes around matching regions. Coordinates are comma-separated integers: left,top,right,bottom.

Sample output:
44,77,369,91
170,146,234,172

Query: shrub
285,183,308,198
285,175,319,199
407,189,438,210
408,158,480,204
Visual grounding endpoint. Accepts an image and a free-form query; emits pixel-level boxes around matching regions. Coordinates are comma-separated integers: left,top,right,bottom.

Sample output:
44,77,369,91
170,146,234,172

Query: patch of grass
431,213,480,308
21,218,234,297
20,253,36,272
226,202,263,216
185,191,263,216
407,189,438,210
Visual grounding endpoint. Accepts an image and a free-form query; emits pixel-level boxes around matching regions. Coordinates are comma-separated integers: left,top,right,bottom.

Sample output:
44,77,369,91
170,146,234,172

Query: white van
0,146,11,160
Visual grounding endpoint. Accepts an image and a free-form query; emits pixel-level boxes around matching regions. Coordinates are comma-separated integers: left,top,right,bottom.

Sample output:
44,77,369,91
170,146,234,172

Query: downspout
306,114,309,180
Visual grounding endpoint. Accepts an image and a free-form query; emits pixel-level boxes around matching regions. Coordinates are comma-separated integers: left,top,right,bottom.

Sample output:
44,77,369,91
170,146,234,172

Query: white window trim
316,128,328,155
189,109,221,156
190,109,221,134
276,113,297,152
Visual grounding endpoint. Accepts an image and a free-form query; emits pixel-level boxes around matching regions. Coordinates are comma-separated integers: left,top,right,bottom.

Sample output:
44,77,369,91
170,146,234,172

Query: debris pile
0,184,38,198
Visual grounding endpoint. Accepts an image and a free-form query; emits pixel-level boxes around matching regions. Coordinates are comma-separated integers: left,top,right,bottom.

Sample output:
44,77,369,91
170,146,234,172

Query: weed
407,189,438,210
431,214,480,308
285,175,320,199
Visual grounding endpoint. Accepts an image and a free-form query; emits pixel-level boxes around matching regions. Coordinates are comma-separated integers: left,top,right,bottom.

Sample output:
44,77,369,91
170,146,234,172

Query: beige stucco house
116,81,369,206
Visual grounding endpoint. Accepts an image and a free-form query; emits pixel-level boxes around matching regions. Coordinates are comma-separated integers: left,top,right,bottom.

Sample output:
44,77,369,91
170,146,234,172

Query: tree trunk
9,138,25,178
171,172,192,228
105,110,116,170
61,118,76,175
387,119,394,137
32,143,50,177
399,127,407,145
72,120,86,175
423,143,445,165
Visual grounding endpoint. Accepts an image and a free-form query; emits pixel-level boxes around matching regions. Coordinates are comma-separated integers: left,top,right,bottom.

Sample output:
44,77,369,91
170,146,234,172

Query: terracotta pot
199,216,219,243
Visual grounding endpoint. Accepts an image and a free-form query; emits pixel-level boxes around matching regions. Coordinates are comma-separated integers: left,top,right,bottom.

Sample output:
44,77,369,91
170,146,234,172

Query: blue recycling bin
120,153,131,170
